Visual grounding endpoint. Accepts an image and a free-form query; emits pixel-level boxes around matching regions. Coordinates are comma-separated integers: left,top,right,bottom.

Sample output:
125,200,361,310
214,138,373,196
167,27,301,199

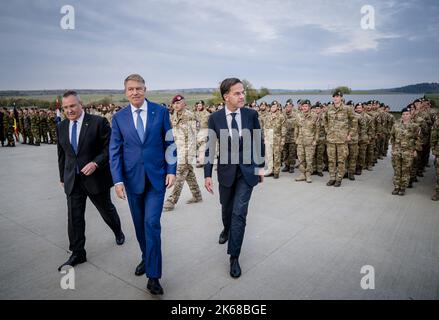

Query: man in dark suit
57,90,124,271
204,78,265,278
109,74,176,295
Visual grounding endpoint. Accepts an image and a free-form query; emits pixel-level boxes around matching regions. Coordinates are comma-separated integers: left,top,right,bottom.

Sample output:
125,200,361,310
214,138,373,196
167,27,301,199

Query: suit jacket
109,100,177,194
204,107,265,187
57,113,114,196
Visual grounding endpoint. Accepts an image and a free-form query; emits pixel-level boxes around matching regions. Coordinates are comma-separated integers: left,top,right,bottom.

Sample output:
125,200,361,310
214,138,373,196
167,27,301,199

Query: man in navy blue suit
204,78,265,278
110,74,176,295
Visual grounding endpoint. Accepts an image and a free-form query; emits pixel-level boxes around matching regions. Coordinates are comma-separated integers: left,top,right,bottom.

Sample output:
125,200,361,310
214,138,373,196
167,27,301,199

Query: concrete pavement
0,144,438,300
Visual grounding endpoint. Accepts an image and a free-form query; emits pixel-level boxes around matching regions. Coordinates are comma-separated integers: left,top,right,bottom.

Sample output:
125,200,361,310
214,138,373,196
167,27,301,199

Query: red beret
171,95,184,104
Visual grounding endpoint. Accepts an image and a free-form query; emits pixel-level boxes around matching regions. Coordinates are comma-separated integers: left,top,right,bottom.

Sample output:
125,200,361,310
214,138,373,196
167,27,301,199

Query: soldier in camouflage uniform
354,103,372,175
47,110,58,144
294,100,319,183
18,109,27,144
312,103,326,176
4,110,16,147
346,105,359,181
281,101,297,173
24,108,33,145
164,95,202,211
0,108,5,147
195,100,210,168
324,91,355,187
30,108,41,146
39,109,49,144
390,107,422,196
409,103,429,186
263,101,286,179
430,117,439,201
365,102,376,170
383,105,395,157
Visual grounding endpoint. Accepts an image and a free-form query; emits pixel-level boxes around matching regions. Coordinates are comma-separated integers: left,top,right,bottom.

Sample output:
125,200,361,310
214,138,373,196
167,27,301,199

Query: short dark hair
63,90,79,98
220,78,242,100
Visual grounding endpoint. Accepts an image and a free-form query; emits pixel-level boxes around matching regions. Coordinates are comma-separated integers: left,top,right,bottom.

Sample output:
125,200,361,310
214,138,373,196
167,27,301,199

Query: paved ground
0,143,438,300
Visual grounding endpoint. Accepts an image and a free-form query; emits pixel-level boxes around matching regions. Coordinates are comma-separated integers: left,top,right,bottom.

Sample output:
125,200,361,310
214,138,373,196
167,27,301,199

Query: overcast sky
0,0,438,90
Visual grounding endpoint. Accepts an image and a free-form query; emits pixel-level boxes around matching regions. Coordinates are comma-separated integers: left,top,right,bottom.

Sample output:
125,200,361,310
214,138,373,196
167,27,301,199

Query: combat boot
273,173,279,179
392,188,400,195
186,196,202,204
163,200,175,211
295,173,306,182
326,180,336,186
398,188,406,196
348,173,355,181
432,189,439,201
289,167,295,173
281,165,290,172
334,180,342,187
305,173,312,183
366,166,373,171
355,166,362,175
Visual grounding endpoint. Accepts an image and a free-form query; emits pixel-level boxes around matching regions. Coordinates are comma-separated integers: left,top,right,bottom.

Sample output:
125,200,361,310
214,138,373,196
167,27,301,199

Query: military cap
300,99,311,105
332,90,343,97
171,94,184,104
401,107,410,113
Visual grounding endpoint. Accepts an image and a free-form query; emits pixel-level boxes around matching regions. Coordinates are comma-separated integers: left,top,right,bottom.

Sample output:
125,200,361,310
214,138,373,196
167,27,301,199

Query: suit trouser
67,175,122,256
219,167,253,258
127,175,165,279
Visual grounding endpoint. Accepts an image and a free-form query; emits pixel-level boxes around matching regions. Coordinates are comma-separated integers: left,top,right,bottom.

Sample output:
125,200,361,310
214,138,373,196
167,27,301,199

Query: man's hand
81,162,98,176
165,174,176,189
115,184,126,200
346,134,352,142
205,177,214,194
258,168,265,183
413,150,417,157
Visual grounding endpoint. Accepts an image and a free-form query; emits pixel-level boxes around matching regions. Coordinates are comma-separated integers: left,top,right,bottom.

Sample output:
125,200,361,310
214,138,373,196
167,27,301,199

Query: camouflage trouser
282,143,297,167
31,127,40,144
377,134,385,157
327,143,348,181
421,143,430,168
6,128,15,146
297,144,315,174
383,133,390,156
264,135,283,175
197,129,208,165
347,143,359,174
392,150,414,188
49,127,57,144
313,143,325,173
357,142,368,168
166,164,201,204
26,127,33,144
410,153,423,180
41,126,49,143
366,140,375,167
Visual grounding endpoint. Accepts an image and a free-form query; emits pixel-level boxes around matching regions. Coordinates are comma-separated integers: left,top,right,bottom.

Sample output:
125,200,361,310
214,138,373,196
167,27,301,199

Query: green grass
4,92,213,106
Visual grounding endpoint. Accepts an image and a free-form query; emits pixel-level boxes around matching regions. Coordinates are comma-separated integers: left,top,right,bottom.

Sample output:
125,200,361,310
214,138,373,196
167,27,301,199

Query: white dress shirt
225,106,242,137
69,109,85,145
131,100,148,130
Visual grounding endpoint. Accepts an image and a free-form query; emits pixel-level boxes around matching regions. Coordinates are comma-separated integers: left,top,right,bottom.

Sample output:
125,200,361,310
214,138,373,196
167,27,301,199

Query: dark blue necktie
71,120,78,154
136,109,145,142
231,112,239,137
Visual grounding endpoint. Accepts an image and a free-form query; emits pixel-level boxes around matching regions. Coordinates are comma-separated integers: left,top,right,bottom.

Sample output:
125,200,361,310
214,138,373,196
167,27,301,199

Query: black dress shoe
219,229,228,244
147,278,164,295
115,231,125,245
135,260,145,276
230,257,241,278
58,254,86,271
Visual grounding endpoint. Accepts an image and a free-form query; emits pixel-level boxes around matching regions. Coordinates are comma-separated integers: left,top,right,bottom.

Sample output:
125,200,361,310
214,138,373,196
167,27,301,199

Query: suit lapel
76,112,90,155
143,100,155,144
219,108,228,134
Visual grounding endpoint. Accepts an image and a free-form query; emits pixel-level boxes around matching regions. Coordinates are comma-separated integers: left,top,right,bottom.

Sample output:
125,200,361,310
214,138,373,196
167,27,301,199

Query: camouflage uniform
313,114,326,174
18,113,26,143
24,112,33,145
410,113,429,182
430,118,439,200
39,111,49,143
264,111,286,176
346,112,359,178
282,111,297,171
195,109,210,166
30,112,41,145
294,111,318,181
356,111,372,174
390,120,422,191
324,103,355,183
376,109,385,159
48,113,58,144
4,113,15,146
165,109,201,207
365,110,377,169
384,112,395,156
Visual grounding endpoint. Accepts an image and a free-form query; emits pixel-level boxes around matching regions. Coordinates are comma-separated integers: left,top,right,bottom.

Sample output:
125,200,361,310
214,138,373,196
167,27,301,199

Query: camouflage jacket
171,109,197,164
294,111,318,146
430,118,439,156
324,104,355,144
390,120,422,153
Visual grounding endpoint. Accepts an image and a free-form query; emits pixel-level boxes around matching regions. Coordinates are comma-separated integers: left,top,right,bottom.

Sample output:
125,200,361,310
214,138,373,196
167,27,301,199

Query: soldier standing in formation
281,100,297,173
